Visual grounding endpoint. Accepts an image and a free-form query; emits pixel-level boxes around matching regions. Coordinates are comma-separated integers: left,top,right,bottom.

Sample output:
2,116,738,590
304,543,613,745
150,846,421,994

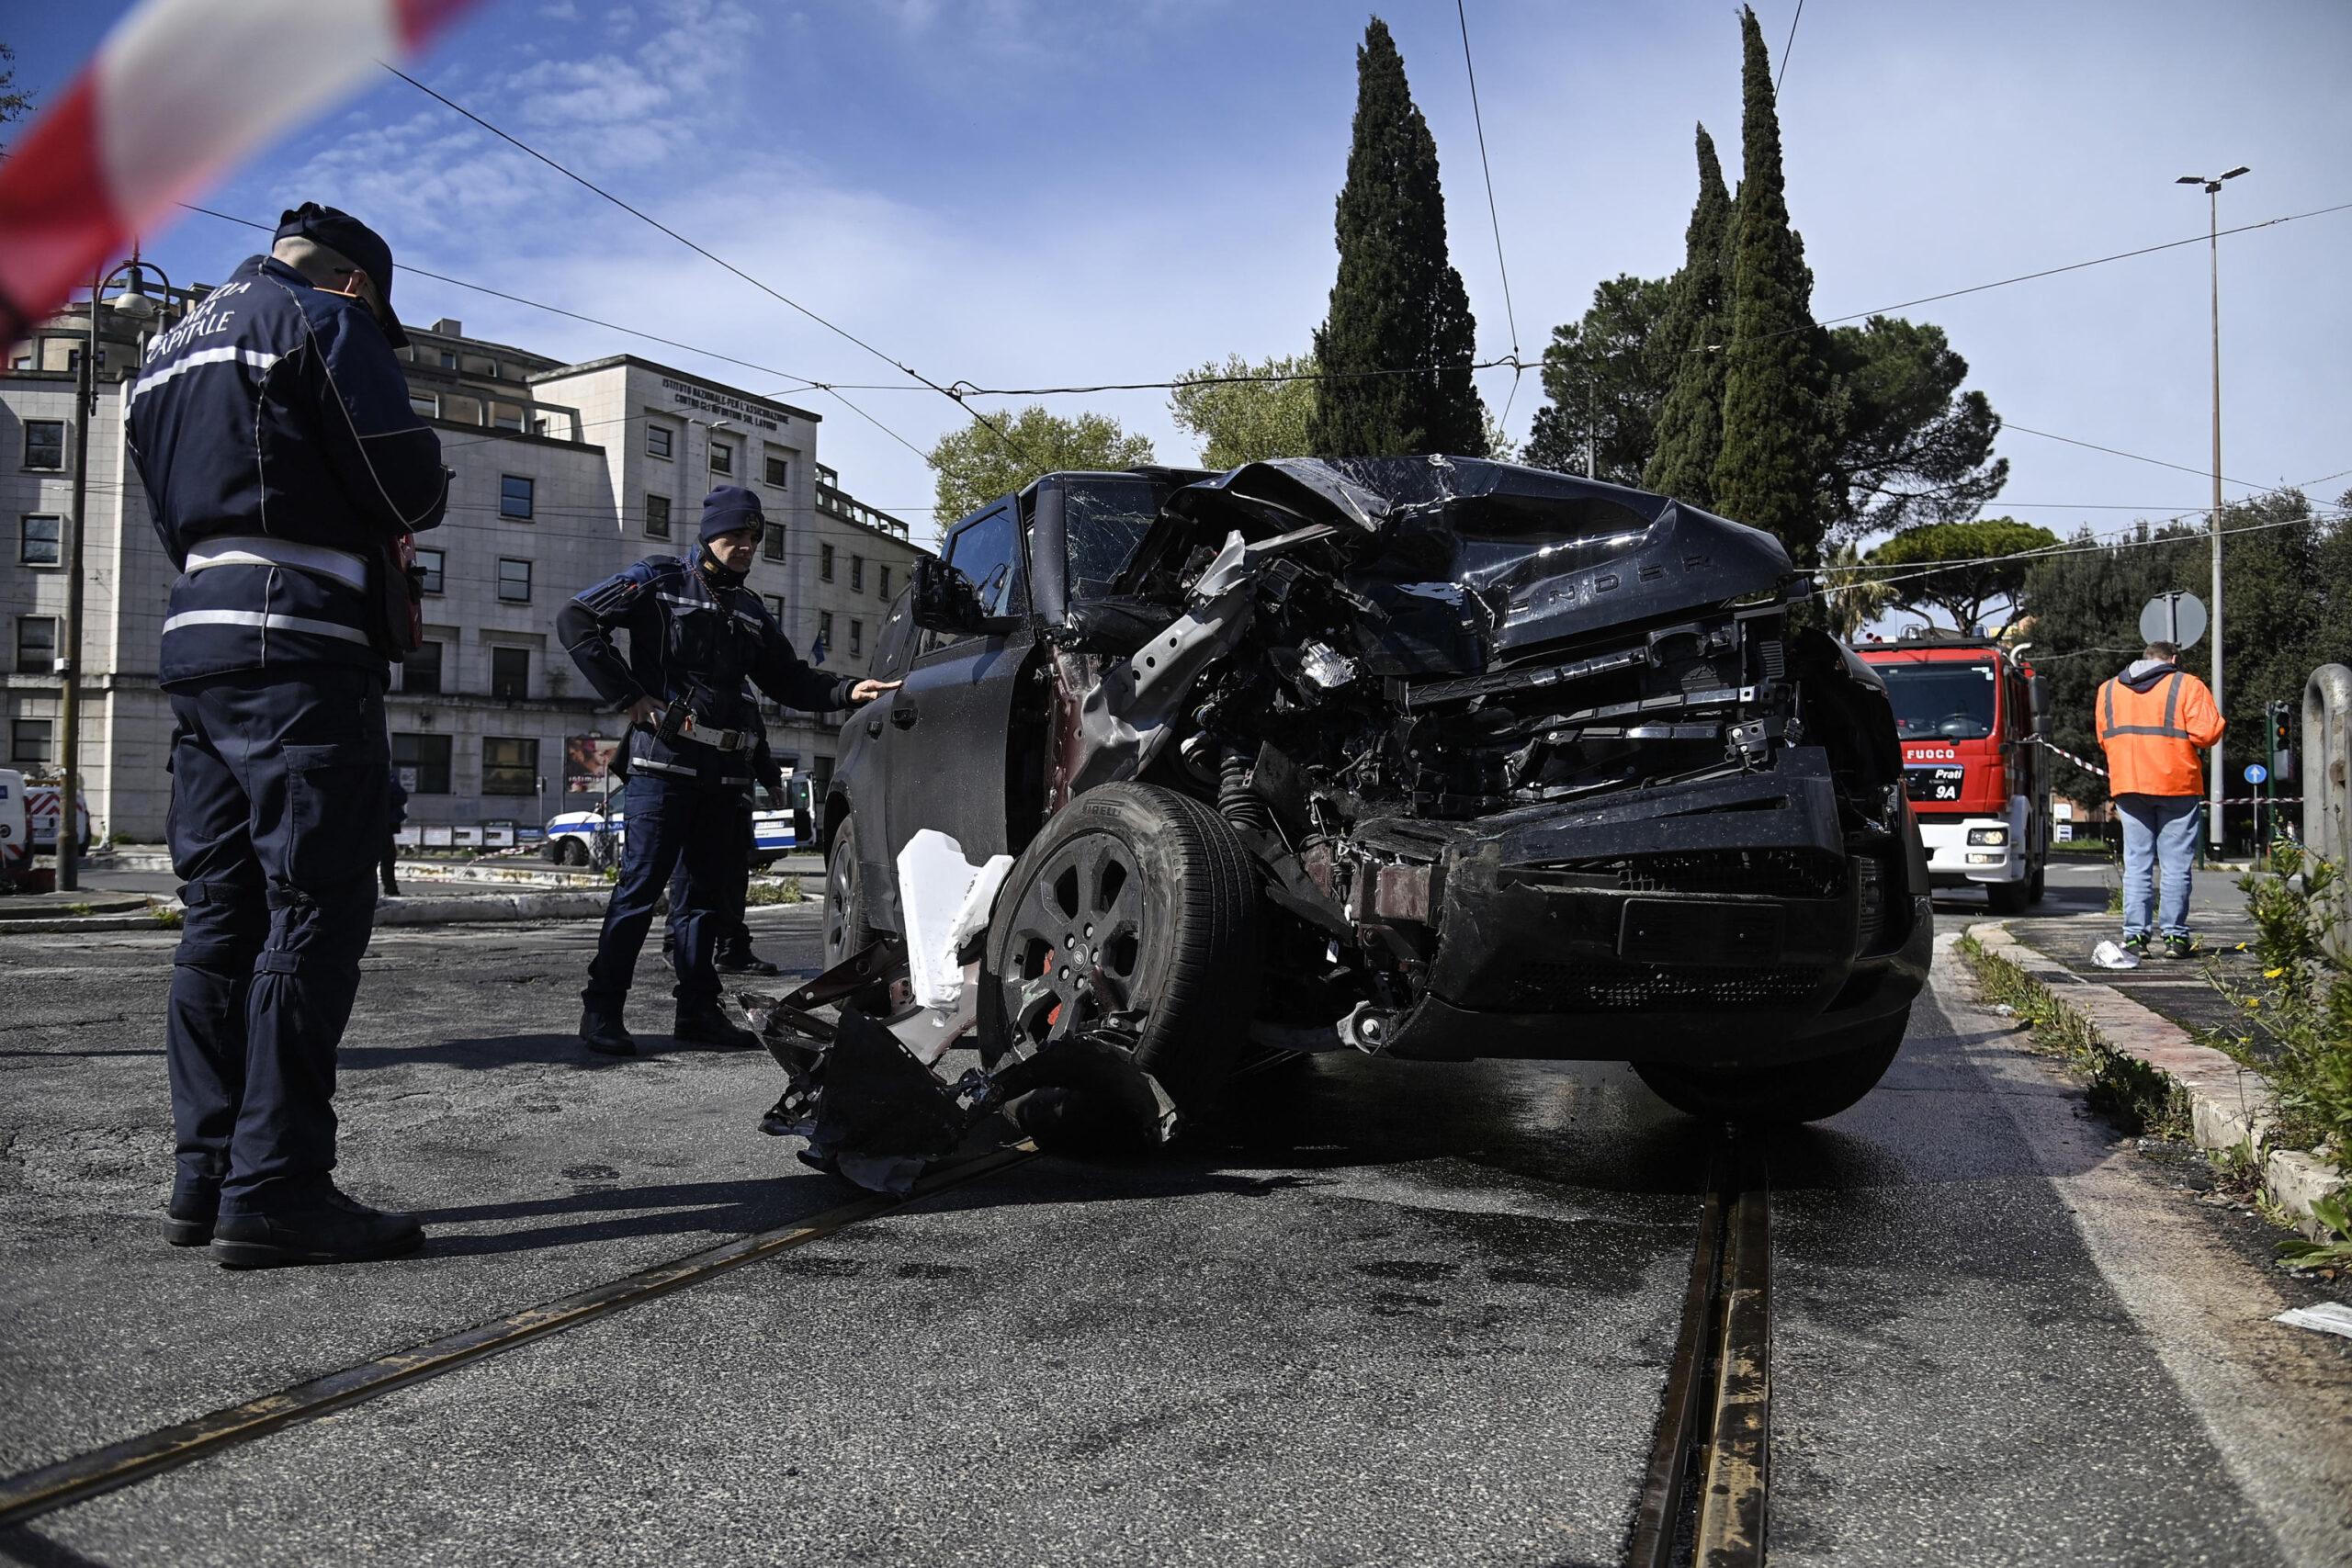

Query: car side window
947,508,1023,622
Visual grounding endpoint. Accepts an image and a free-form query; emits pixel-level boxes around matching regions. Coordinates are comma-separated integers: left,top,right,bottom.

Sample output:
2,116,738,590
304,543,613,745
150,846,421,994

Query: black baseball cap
275,202,408,347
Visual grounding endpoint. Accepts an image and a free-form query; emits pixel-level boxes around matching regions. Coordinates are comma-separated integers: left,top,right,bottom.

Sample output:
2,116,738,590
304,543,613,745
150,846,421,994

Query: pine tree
1307,17,1487,458
1643,124,1733,506
1711,6,1834,564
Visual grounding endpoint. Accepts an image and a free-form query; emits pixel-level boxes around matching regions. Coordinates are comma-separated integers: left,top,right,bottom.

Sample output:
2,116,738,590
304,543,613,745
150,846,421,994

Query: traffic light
2270,701,2295,781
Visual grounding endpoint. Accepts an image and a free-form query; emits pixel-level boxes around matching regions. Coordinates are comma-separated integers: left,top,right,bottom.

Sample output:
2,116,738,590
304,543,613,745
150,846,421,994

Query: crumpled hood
2119,658,2181,693
1153,456,1796,663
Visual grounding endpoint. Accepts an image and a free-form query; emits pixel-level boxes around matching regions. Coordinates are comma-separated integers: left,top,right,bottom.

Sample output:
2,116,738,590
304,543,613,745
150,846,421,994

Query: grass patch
1957,932,2190,1138
150,905,183,930
745,875,804,907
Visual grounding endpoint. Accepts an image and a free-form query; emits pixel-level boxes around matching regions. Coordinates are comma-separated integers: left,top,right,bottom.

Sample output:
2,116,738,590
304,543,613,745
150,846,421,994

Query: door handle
890,705,919,730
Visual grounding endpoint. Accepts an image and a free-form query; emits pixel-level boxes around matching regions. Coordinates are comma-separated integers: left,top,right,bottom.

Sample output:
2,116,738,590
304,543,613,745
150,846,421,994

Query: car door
860,501,1038,927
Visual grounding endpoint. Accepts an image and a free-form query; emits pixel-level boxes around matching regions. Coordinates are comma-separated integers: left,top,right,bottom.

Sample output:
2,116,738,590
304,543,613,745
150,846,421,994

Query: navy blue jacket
125,254,448,686
558,555,854,787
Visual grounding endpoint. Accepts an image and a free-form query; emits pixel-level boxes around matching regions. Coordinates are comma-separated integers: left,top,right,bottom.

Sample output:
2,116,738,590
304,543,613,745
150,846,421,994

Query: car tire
983,783,1259,1122
543,838,566,863
560,838,589,868
823,815,892,1013
1984,879,2031,914
1633,1006,1908,1125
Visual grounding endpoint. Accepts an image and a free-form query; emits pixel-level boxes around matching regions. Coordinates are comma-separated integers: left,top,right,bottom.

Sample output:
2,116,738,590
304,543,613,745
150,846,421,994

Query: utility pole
2178,165,2248,851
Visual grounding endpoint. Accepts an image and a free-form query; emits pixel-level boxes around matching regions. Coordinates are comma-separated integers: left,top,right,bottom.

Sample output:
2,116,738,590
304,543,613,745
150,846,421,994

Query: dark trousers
666,797,753,964
165,667,390,1216
584,771,741,1012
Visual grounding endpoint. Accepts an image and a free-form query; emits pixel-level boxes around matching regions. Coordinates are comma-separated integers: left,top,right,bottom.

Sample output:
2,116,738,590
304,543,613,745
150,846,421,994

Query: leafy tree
1821,541,1904,641
1307,17,1487,459
1170,352,1317,468
0,44,33,144
1823,317,2007,539
1644,124,1734,506
1521,274,1674,483
1712,6,1835,565
928,404,1154,523
1868,516,2059,631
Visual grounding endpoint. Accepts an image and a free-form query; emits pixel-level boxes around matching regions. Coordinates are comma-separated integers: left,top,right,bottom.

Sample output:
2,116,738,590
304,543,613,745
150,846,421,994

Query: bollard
2305,663,2352,957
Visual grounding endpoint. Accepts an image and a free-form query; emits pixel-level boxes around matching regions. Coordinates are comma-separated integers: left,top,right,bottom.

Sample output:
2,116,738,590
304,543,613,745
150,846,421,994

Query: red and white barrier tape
2025,738,2294,804
2030,735,2109,779
0,0,483,345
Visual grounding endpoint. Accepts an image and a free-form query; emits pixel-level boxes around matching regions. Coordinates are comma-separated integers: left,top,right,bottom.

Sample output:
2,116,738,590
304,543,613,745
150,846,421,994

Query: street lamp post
58,253,172,891
2177,165,2248,852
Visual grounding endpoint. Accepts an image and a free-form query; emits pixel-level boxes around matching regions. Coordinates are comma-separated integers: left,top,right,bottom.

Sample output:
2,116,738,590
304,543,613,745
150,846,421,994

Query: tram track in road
1629,1131,1772,1568
0,1144,1038,1532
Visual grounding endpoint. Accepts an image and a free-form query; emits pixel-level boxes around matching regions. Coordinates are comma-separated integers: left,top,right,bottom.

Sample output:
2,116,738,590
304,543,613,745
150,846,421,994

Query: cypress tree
1307,17,1487,458
1642,124,1733,506
1711,6,1834,564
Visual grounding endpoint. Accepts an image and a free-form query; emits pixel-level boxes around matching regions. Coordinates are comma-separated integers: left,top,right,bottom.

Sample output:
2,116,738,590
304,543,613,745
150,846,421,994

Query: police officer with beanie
560,487,896,1054
125,203,447,1266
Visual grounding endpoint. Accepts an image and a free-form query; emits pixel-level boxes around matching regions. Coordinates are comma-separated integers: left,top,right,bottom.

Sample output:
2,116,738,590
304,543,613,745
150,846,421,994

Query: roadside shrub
745,876,803,907
2203,847,2352,1174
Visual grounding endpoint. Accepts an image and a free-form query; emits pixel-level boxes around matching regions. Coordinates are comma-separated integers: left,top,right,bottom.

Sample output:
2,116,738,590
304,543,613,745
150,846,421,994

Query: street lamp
59,250,174,891
2176,165,2247,851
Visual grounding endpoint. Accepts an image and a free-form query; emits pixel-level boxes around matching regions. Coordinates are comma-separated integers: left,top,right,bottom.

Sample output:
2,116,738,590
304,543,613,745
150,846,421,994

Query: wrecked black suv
821,457,1930,1126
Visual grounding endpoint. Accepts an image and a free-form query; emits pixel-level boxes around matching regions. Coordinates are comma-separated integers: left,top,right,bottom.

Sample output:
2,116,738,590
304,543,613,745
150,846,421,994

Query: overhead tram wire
1454,0,1525,423
376,62,1036,465
1775,0,1806,93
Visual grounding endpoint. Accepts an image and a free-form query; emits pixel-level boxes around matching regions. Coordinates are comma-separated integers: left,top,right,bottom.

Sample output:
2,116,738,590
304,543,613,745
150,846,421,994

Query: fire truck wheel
1985,880,2032,915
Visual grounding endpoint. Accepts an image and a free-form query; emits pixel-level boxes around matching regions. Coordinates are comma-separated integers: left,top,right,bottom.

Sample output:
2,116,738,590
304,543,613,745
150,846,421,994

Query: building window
490,645,530,699
820,543,834,581
849,619,863,658
414,547,446,595
818,611,834,648
763,523,785,563
408,392,438,421
850,555,865,592
500,474,535,520
645,494,672,539
497,558,532,603
11,718,52,766
16,616,57,674
19,514,62,567
646,423,673,460
462,354,498,378
878,565,892,600
492,404,524,433
763,593,785,622
437,349,458,370
709,441,733,476
482,737,538,795
765,455,788,487
22,420,65,471
392,732,453,795
401,640,443,694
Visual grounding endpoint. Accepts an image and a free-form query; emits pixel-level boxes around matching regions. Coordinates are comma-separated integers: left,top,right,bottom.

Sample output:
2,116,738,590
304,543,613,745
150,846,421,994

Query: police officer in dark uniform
125,203,447,1266
559,487,895,1055
661,712,783,976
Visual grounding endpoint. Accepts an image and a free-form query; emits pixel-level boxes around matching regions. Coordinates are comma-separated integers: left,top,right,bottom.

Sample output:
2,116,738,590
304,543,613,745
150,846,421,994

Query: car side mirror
910,558,987,636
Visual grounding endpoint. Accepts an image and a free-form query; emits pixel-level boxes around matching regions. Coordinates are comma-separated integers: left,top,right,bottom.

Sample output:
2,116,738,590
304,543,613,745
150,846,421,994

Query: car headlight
1967,827,2009,846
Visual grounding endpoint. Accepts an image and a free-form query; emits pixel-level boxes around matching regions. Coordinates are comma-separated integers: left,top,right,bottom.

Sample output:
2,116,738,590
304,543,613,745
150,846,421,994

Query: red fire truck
1853,636,2052,913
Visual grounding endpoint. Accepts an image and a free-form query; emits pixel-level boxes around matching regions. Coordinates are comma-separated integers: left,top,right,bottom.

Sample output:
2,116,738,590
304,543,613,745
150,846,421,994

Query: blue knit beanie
700,486,764,543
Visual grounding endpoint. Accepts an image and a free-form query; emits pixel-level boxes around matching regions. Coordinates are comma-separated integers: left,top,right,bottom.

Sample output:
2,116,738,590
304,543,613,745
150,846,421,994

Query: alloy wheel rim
1001,829,1148,1050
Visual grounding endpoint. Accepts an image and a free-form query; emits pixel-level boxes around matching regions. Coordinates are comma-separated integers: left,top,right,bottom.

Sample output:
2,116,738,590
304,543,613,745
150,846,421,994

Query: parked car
823,457,1930,1124
543,777,814,868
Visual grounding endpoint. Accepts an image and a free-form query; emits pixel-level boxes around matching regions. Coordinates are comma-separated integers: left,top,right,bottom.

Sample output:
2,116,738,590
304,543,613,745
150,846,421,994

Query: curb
376,891,613,925
1966,920,2341,1239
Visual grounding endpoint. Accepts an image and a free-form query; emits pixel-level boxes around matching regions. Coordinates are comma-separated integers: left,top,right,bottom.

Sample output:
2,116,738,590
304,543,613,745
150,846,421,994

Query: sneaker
673,998,761,1050
2164,935,2195,960
213,1189,424,1269
164,1183,219,1247
579,1007,637,1057
2120,934,2151,958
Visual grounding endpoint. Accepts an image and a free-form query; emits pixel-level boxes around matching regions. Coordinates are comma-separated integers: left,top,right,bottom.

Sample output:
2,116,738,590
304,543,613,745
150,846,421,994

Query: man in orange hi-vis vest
2095,640,2224,959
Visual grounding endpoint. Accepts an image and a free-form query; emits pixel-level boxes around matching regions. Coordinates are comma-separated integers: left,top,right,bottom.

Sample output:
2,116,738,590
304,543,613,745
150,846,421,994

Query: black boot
673,998,760,1050
213,1188,424,1269
164,1181,219,1247
579,1006,637,1057
715,943,780,976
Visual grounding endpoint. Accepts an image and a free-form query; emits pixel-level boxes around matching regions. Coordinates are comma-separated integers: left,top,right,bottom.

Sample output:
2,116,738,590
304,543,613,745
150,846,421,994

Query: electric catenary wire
1454,0,1524,424
1775,0,1805,93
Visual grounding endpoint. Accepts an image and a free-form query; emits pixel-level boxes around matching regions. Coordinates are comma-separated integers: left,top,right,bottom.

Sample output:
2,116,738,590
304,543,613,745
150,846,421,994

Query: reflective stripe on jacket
2095,668,2223,796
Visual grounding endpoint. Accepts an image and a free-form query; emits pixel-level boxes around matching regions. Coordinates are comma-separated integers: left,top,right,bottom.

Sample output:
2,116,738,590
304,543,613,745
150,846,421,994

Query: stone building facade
2,292,927,843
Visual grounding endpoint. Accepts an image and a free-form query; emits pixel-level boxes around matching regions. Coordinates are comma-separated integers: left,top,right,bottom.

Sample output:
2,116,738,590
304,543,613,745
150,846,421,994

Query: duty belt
183,535,368,592
646,720,756,754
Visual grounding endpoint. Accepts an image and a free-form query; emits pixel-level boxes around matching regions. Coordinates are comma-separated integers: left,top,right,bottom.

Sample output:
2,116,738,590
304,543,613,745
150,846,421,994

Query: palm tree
1821,541,1900,642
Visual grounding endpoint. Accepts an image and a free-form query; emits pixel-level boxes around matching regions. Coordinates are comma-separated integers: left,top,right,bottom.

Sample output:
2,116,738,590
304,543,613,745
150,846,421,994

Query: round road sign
2139,591,2207,649
2244,762,2268,785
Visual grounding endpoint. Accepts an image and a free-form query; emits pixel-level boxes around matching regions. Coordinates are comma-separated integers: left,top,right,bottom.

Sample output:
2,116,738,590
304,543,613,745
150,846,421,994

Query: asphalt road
2,908,2346,1565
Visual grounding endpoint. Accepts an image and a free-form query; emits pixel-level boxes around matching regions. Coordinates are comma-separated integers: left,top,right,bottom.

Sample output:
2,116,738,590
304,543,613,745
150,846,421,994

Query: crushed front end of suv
803,456,1929,1162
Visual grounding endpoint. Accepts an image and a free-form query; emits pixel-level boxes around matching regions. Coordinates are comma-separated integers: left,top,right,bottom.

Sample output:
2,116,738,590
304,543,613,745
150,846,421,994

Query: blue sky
9,0,2350,546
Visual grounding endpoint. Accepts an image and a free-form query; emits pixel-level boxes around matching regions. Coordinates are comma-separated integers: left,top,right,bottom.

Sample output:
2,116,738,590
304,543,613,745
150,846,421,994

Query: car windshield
1063,478,1170,595
1881,660,1998,740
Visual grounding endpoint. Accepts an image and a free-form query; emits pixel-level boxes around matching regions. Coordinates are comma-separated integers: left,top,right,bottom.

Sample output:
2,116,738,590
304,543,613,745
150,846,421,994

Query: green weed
1958,933,2189,1138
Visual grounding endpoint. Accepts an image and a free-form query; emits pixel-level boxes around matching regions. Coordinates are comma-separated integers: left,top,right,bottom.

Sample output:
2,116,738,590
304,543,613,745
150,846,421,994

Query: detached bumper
1381,749,1932,1066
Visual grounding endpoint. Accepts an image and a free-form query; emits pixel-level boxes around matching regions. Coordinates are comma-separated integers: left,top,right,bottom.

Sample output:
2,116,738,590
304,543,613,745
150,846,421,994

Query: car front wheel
1633,1005,1909,1125
823,814,892,1013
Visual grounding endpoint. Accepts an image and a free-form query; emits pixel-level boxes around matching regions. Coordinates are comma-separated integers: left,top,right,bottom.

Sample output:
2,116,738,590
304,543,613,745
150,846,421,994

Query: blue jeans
2119,793,2201,941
